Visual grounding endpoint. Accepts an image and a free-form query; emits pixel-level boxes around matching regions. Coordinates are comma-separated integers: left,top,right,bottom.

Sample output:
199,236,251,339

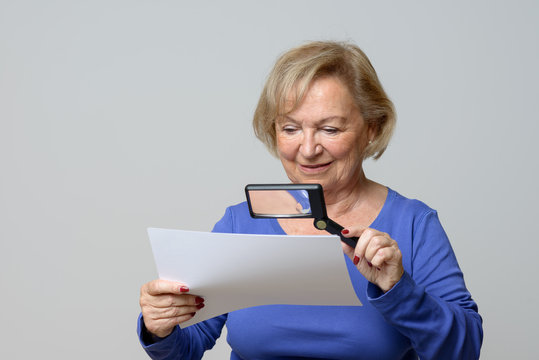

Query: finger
353,228,379,262
147,303,205,320
150,294,205,308
341,224,367,240
340,225,367,260
145,313,196,337
370,247,391,268
364,234,393,262
143,279,189,296
371,245,402,268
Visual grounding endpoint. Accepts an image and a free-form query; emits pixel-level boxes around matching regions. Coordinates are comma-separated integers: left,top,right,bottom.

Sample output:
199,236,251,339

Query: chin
291,177,331,188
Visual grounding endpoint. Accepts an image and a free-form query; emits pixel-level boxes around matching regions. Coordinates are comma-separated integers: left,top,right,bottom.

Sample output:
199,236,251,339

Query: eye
281,125,299,134
322,127,339,135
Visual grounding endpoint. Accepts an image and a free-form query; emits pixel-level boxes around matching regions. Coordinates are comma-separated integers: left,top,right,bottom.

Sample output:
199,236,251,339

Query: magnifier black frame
245,183,358,248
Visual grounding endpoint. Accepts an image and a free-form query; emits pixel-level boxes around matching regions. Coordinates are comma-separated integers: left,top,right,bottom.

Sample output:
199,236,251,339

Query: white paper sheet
148,228,361,328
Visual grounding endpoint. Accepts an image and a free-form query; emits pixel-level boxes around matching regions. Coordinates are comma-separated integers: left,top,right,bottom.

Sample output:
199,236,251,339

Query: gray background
1,0,537,358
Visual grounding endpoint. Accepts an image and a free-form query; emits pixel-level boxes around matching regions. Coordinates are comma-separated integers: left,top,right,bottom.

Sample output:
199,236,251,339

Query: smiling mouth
299,162,332,173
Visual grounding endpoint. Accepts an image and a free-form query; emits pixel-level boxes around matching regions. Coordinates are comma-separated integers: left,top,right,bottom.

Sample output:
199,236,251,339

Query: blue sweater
138,188,483,359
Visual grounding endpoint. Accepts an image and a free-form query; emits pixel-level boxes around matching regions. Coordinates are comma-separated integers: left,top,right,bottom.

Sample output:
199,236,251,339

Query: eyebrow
278,115,347,124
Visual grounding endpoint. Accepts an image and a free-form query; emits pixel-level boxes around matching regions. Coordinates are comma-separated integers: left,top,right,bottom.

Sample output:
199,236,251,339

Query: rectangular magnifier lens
245,184,316,218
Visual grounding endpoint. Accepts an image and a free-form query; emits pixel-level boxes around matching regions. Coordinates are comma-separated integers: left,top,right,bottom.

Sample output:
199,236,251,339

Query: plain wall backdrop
1,0,538,358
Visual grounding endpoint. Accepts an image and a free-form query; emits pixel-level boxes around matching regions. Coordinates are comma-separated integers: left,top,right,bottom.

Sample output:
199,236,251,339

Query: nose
299,131,322,158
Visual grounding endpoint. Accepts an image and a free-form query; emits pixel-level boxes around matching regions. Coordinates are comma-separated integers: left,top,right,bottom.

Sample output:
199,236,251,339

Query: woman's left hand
341,225,404,293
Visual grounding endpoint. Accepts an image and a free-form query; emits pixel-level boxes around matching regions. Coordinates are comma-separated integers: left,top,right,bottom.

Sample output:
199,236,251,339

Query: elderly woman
138,41,483,359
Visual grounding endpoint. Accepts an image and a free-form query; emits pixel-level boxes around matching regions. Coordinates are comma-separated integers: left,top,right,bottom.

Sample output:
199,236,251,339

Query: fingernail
179,286,189,293
341,229,349,235
367,261,373,268
190,312,196,317
196,303,205,310
353,255,360,265
195,296,204,304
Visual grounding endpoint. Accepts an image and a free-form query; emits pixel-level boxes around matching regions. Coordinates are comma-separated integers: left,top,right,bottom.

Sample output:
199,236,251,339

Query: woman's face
276,76,371,194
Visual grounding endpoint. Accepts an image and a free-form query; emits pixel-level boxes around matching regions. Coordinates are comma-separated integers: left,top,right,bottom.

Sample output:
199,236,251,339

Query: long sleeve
368,210,483,359
138,193,483,359
137,313,227,360
137,208,235,359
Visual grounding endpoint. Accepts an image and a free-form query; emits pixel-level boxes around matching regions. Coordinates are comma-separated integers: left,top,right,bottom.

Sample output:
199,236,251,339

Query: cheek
276,137,297,161
325,138,358,159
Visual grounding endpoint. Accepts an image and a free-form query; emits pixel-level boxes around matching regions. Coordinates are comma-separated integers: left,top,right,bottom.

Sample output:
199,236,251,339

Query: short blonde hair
253,41,396,160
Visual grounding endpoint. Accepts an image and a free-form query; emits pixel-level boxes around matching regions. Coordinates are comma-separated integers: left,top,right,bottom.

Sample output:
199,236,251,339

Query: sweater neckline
269,187,395,235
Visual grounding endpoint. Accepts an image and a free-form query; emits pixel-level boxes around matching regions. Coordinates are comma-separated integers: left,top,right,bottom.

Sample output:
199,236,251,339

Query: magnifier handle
319,218,358,248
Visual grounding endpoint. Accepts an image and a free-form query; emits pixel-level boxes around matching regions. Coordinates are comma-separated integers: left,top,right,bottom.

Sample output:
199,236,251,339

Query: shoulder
211,202,248,233
382,188,437,226
375,188,448,258
381,189,458,279
220,201,251,220
387,188,433,213
212,201,280,235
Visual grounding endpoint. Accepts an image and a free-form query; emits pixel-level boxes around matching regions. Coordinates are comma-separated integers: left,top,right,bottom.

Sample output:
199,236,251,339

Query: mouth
298,161,332,173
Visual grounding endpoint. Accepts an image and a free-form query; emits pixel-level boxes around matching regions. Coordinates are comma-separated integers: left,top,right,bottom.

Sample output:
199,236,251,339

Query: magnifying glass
245,183,358,248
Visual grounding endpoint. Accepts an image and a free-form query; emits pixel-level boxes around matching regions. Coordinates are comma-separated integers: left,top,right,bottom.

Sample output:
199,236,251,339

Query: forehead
282,76,357,117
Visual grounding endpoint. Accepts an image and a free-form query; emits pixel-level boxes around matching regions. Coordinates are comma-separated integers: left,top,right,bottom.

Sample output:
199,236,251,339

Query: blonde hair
253,41,396,160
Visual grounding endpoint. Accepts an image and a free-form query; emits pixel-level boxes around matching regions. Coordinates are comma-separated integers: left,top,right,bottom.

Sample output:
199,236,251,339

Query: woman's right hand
140,279,205,338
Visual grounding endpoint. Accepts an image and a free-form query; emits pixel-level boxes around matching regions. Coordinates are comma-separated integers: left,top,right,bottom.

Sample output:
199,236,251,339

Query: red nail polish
190,312,196,317
353,255,359,265
367,262,373,267
341,229,349,235
195,296,204,304
180,286,189,293
196,303,205,310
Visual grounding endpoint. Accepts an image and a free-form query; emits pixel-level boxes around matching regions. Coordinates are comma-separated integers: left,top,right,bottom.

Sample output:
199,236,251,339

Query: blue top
138,188,483,359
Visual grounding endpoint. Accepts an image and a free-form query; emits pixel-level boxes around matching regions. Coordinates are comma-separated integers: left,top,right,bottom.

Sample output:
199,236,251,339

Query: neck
323,168,372,219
